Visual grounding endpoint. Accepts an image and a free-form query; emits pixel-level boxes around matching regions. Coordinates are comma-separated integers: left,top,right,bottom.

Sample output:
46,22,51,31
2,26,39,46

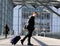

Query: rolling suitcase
11,36,21,45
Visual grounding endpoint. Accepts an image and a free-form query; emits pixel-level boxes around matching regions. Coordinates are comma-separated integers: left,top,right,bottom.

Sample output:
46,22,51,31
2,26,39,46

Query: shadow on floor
32,37,48,46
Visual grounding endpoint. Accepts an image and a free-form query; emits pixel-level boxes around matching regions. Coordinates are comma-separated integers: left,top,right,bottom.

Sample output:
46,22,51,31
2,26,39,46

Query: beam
37,0,60,16
13,0,60,6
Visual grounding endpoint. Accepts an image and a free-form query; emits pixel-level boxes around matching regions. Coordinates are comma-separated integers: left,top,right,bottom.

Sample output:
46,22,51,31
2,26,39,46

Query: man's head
32,12,38,16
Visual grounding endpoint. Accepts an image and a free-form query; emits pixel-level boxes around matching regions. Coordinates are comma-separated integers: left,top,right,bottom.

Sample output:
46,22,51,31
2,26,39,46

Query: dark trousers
5,34,7,38
5,31,8,38
22,29,33,44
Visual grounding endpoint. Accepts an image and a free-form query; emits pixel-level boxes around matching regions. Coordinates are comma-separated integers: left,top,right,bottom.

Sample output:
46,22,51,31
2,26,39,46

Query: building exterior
0,0,13,35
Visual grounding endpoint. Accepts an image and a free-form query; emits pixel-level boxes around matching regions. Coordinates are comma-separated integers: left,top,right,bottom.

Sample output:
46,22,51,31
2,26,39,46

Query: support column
18,6,22,36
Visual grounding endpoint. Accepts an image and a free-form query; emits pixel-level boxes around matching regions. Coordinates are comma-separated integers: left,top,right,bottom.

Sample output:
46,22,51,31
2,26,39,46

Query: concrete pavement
0,36,60,46
33,36,60,46
0,35,13,40
0,36,40,46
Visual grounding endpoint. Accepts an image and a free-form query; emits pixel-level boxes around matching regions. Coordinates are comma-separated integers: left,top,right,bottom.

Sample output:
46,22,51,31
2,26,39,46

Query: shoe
21,40,23,45
28,43,33,46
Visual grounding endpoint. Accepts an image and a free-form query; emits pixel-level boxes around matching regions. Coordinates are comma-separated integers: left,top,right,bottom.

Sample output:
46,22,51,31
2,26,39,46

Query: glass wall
0,0,13,35
22,6,52,35
0,0,3,35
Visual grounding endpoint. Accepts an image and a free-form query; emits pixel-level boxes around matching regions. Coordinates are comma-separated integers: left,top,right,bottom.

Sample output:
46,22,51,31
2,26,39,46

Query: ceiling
13,0,60,16
13,0,60,6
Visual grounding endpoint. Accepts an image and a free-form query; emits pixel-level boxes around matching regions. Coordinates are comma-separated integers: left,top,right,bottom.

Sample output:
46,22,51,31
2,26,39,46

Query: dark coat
4,25,9,34
27,16,35,31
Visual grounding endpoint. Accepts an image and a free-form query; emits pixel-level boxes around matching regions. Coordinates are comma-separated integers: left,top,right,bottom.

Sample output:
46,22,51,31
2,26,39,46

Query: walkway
0,35,12,40
0,36,60,46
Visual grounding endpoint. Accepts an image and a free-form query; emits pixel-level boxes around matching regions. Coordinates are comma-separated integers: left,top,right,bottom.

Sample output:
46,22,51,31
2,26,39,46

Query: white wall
13,5,22,36
52,6,60,32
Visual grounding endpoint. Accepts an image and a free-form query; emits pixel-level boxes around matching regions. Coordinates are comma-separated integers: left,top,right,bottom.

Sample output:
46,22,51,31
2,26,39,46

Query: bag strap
25,15,32,25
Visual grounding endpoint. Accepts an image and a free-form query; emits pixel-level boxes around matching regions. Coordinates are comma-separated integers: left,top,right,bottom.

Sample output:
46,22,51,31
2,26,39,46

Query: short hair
33,12,38,14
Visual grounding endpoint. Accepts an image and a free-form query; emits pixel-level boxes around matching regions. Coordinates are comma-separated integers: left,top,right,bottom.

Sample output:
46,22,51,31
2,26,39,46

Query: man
4,24,9,38
21,12,38,45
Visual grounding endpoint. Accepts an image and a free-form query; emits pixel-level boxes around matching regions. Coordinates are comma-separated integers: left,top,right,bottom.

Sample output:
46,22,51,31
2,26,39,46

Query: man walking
21,12,38,45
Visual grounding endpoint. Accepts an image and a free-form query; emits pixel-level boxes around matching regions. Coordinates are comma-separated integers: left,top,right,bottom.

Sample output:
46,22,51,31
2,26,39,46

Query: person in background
4,24,9,38
21,12,38,45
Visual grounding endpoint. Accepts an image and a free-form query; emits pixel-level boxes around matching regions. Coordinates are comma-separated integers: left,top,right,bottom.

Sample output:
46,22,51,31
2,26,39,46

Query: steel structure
13,0,60,37
13,0,60,16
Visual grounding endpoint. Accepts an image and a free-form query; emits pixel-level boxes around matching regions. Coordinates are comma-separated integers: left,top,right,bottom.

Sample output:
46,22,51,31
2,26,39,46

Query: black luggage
11,36,21,45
